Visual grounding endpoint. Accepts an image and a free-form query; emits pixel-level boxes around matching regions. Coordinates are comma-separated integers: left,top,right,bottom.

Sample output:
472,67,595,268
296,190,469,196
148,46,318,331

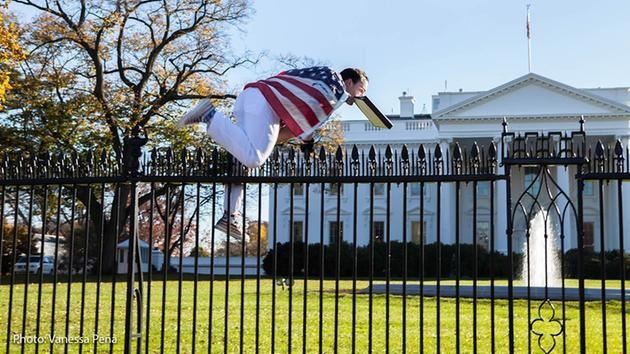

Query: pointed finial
401,145,409,161
368,146,376,161
615,139,624,157
418,144,426,161
385,145,393,160
351,145,359,161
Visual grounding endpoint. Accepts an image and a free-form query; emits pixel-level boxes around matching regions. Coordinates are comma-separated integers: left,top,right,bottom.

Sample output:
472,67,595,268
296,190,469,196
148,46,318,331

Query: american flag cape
244,66,348,139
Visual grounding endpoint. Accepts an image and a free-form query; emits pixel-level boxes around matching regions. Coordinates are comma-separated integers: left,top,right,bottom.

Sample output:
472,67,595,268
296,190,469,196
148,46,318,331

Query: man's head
340,68,368,98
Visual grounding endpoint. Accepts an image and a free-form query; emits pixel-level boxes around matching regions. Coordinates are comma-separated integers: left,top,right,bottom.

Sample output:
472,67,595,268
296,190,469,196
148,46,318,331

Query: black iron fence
0,120,628,353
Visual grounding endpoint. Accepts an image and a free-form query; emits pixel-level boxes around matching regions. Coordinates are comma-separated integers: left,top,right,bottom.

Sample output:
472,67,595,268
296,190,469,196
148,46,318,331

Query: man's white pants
205,88,280,215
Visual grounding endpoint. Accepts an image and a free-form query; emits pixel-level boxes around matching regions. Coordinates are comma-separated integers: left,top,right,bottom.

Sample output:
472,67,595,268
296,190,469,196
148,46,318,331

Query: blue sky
11,1,630,118
227,0,630,118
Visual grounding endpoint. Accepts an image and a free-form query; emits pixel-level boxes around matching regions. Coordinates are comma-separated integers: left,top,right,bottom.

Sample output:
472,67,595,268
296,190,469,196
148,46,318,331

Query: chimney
399,91,415,118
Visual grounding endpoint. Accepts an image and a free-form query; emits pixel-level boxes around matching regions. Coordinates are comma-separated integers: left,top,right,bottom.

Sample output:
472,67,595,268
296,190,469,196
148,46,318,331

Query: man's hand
346,96,355,106
300,139,315,155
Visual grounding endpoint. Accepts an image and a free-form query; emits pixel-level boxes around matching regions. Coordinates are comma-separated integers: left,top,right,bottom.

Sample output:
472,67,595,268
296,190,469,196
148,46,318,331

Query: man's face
344,78,368,97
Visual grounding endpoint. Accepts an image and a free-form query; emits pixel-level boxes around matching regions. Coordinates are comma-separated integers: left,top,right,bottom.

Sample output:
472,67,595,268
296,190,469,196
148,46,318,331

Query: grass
0,276,629,353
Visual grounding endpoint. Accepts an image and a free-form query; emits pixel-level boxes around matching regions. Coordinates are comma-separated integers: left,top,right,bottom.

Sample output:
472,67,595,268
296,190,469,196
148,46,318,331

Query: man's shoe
215,212,246,241
178,99,216,127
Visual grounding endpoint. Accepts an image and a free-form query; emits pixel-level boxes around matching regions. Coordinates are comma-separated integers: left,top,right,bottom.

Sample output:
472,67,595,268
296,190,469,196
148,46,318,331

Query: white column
608,135,630,252
622,136,630,254
307,183,323,245
605,181,619,251
556,165,576,251
439,139,456,245
495,139,508,253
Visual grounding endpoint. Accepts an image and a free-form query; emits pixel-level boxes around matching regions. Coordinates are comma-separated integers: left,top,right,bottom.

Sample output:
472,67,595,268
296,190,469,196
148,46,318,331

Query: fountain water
521,210,561,287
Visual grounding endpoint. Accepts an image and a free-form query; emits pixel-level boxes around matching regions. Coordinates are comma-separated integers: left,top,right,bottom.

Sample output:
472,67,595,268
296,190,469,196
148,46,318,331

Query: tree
0,3,25,108
245,220,267,256
188,246,210,258
312,119,345,153
1,223,37,274
4,0,256,273
137,183,212,259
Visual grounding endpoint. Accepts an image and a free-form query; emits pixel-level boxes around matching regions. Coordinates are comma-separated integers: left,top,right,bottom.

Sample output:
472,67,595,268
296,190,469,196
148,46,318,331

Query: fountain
520,210,561,287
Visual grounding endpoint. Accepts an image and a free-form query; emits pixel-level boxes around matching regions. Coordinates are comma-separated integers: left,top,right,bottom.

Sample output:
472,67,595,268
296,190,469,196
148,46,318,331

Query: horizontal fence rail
1,120,629,353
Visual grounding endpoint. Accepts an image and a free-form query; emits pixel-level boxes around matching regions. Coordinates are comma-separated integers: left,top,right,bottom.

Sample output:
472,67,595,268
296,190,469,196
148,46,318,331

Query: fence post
123,134,147,354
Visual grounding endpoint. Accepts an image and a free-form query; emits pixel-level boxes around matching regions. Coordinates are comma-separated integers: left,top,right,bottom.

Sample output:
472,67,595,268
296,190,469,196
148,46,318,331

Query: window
374,183,385,196
477,181,490,197
327,183,344,196
476,221,490,250
410,183,422,196
412,221,425,245
583,222,594,251
583,181,594,196
432,97,440,111
291,221,304,242
294,183,304,196
372,221,385,243
329,221,343,244
524,167,541,194
119,249,125,264
409,183,430,197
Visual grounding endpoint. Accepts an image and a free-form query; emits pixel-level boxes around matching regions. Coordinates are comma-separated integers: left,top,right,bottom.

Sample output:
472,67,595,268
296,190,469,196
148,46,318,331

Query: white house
269,73,630,253
169,256,261,276
116,239,164,273
117,239,261,275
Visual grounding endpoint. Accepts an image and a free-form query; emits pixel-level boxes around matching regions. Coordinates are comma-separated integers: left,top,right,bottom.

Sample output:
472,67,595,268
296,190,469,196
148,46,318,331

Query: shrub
262,241,514,278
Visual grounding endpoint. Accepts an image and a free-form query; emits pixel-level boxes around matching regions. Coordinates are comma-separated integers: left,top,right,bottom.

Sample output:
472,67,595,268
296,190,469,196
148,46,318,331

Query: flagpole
527,4,532,72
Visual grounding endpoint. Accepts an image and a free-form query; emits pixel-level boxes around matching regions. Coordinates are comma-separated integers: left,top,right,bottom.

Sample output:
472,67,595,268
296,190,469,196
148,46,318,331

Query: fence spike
288,147,295,161
166,147,173,166
351,145,360,174
418,144,426,162
471,142,480,160
101,149,108,164
335,146,343,162
385,145,393,161
595,140,605,159
351,145,359,161
211,147,219,175
401,145,409,161
434,144,443,160
195,148,203,174
0,152,7,177
318,146,327,162
489,142,497,160
615,139,624,157
368,146,376,161
41,151,51,176
71,151,79,175
453,142,462,161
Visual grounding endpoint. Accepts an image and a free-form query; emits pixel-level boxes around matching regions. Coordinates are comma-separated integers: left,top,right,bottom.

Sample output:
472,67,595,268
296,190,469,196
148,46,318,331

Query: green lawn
0,277,628,353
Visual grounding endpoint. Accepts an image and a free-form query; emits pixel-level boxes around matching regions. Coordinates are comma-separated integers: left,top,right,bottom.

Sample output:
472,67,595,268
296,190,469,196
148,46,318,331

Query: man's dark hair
340,68,368,84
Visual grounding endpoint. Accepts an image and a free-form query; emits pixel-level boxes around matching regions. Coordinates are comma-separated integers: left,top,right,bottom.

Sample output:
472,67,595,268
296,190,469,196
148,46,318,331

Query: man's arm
276,126,295,144
276,126,315,154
